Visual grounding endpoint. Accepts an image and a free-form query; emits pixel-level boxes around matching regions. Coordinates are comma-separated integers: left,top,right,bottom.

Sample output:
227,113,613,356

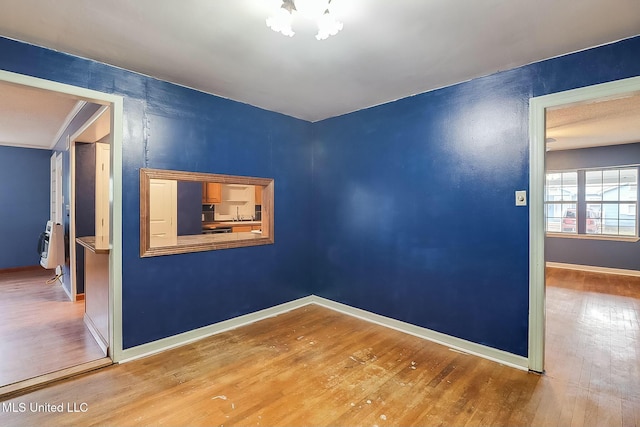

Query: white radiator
38,220,64,269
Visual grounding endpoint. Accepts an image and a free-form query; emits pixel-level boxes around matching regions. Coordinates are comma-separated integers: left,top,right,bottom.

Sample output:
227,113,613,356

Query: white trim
528,75,640,374
49,100,86,149
546,261,640,277
311,296,529,371
84,313,109,355
70,139,77,302
118,296,317,363
60,280,73,301
0,69,124,364
119,295,528,371
546,232,639,242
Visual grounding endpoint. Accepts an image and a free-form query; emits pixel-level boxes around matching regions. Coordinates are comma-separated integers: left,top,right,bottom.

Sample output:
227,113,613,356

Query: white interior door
149,179,177,247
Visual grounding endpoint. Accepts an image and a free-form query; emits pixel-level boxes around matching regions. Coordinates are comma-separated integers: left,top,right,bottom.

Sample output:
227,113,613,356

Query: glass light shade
316,11,343,40
266,0,343,40
266,7,295,37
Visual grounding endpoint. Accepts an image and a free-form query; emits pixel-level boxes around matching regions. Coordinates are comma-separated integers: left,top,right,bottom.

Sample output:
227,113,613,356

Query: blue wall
311,36,640,357
1,33,638,356
546,143,640,270
75,142,96,294
0,146,51,269
0,36,313,349
177,181,202,236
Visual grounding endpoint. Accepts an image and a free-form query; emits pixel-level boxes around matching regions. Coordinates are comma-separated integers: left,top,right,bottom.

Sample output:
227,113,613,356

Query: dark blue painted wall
177,181,202,236
75,142,96,294
311,36,640,357
2,33,638,356
546,143,640,270
0,36,313,349
0,146,51,269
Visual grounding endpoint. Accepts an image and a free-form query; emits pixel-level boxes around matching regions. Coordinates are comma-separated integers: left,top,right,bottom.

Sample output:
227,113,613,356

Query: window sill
546,233,640,242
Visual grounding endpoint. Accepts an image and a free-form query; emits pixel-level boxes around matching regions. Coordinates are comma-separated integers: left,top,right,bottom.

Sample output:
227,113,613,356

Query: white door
149,179,177,247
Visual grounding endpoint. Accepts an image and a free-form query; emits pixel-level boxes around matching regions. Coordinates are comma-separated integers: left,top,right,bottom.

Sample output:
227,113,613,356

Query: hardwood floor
544,267,640,426
0,268,106,388
0,270,638,426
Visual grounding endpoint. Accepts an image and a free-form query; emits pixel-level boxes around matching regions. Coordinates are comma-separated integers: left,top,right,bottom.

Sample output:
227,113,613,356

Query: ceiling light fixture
266,0,343,40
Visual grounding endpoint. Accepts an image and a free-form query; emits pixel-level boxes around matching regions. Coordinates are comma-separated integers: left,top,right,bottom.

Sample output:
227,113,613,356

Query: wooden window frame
140,168,274,257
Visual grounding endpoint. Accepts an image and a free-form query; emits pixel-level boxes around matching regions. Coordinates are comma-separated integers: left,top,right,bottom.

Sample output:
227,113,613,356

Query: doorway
528,75,640,372
0,70,124,395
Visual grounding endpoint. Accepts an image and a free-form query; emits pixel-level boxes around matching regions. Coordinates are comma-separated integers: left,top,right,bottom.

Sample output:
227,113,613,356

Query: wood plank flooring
544,267,640,427
0,268,106,388
0,269,638,426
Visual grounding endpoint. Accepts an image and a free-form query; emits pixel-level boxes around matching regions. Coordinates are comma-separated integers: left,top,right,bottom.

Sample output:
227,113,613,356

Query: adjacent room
0,0,638,425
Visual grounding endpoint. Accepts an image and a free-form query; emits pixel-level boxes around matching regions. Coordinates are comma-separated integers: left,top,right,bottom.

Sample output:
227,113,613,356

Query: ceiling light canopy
266,0,343,40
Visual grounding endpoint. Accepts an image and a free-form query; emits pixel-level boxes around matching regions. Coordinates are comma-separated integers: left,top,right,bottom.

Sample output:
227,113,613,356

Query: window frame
140,168,274,257
545,166,639,240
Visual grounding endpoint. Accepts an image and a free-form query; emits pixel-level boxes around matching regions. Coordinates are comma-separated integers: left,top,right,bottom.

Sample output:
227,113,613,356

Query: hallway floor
0,268,105,388
545,267,640,426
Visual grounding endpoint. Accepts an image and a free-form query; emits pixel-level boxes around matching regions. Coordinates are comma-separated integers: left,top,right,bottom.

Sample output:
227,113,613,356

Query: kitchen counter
76,236,110,254
202,221,261,230
75,235,109,354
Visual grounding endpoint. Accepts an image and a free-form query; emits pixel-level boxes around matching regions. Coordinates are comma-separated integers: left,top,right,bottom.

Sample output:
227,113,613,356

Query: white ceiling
0,82,82,149
0,0,639,149
546,93,640,151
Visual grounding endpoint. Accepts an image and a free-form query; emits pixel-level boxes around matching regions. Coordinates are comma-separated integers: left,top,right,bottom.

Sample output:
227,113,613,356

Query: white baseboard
308,296,529,371
118,294,528,371
546,261,640,277
118,296,316,363
84,313,108,355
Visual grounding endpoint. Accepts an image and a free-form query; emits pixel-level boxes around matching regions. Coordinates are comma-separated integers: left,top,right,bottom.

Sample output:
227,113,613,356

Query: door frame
528,75,640,373
0,69,125,363
69,105,110,301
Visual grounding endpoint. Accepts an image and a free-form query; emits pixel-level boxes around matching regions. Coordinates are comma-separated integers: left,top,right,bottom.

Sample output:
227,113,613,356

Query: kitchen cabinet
202,182,222,204
232,225,253,233
255,185,263,205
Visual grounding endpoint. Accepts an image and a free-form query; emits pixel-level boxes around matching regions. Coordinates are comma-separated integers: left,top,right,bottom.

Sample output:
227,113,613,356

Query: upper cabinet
202,182,222,204
255,185,263,205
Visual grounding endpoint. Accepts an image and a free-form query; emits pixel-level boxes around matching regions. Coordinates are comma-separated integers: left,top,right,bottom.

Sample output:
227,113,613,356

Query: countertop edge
76,236,110,254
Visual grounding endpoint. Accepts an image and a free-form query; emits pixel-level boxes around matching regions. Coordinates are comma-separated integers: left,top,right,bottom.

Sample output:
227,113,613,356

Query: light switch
515,190,527,206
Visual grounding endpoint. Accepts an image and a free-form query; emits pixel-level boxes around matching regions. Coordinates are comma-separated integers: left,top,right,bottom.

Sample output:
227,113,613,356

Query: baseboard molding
118,294,528,372
118,296,316,363
309,296,529,371
546,261,640,277
0,265,42,274
84,314,109,356
61,281,73,301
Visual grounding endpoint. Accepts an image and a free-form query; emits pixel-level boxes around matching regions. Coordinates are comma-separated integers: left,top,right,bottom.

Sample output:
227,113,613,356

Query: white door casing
528,75,640,373
50,152,63,225
95,142,111,247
